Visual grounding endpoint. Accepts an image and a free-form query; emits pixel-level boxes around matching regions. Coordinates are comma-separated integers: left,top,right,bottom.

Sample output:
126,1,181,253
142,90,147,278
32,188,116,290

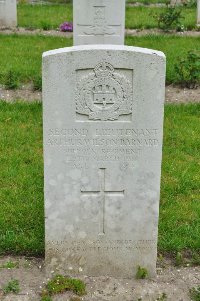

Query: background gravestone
170,0,182,5
73,0,125,45
197,0,200,26
0,0,17,27
43,45,166,278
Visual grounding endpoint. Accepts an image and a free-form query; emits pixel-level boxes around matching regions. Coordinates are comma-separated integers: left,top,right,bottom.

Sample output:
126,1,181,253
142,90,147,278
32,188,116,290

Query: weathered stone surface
73,0,125,45
0,0,17,27
43,45,166,278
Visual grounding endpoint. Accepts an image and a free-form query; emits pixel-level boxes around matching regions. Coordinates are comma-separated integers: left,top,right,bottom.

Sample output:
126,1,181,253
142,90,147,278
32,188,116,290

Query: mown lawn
0,102,199,256
159,104,200,252
0,34,200,86
125,6,196,29
126,35,200,84
17,4,197,30
0,102,44,255
0,34,70,87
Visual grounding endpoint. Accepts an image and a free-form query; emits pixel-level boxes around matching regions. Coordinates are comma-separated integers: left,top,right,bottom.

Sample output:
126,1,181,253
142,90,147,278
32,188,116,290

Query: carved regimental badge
83,6,117,36
75,62,133,121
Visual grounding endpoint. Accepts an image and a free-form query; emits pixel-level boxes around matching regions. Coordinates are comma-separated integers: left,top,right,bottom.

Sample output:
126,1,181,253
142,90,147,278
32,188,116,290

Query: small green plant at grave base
191,252,200,266
175,251,184,266
135,266,148,279
0,261,19,269
40,21,52,31
158,253,164,261
41,296,53,301
3,279,20,294
18,0,28,3
153,5,184,31
157,253,166,268
33,75,42,91
41,275,86,298
156,293,167,301
175,50,200,88
189,286,200,301
4,70,20,90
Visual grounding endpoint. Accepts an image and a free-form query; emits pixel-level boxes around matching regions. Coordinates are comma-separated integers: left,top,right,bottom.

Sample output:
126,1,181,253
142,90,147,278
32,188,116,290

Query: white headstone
197,0,200,25
0,0,17,28
73,0,125,45
43,45,166,278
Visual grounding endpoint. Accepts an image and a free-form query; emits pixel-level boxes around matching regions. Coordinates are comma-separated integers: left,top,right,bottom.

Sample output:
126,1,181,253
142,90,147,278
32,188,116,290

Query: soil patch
127,2,166,6
1,85,200,103
0,256,199,301
165,85,200,103
0,86,42,102
0,27,200,37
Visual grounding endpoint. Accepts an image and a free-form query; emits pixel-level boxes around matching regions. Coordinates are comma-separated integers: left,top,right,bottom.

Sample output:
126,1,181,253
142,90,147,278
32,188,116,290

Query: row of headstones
0,0,17,27
0,0,200,28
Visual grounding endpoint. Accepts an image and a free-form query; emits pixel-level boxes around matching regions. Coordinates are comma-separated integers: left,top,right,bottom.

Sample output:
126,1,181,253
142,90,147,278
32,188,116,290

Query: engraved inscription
47,127,160,166
76,62,133,121
79,6,120,36
81,168,124,235
47,239,156,252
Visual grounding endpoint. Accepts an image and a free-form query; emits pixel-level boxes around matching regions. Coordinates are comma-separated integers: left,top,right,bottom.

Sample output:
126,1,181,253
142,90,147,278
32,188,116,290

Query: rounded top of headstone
43,45,166,61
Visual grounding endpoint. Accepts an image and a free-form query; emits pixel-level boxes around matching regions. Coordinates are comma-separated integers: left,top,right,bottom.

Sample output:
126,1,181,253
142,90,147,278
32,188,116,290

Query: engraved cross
81,168,125,235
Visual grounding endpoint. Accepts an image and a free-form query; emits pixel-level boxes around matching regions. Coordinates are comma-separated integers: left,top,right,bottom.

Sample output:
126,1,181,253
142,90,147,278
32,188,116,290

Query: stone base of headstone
43,45,166,279
0,0,17,28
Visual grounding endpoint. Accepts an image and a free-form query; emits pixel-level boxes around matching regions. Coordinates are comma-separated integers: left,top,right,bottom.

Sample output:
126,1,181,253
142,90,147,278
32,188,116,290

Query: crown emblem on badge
75,62,133,121
94,62,114,78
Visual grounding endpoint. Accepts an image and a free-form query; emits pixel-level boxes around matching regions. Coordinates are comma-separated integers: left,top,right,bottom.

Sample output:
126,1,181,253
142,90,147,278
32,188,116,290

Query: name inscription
46,127,160,166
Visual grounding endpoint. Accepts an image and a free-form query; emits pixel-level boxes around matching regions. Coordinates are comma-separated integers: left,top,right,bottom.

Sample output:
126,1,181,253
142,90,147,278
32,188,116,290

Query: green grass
0,260,19,269
126,35,200,83
0,34,199,86
159,104,200,251
0,102,44,255
17,4,197,30
18,4,73,30
3,279,20,294
40,274,86,301
125,6,196,29
45,275,86,296
190,286,200,301
0,34,69,86
0,102,199,255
